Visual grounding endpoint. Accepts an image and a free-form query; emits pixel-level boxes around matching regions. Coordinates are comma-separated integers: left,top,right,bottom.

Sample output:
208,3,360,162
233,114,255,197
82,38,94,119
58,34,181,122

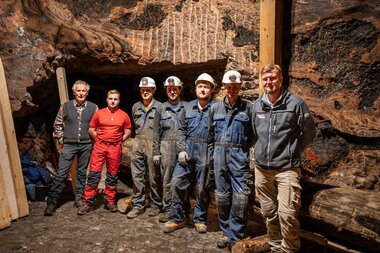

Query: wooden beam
0,164,12,229
0,57,29,218
55,67,77,192
259,0,283,95
0,110,18,220
56,67,69,103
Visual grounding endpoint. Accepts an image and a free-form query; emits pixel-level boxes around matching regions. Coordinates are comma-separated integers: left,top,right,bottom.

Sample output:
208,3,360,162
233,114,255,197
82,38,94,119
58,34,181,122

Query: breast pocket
231,113,249,143
213,114,226,136
186,113,198,129
133,112,143,134
161,114,173,130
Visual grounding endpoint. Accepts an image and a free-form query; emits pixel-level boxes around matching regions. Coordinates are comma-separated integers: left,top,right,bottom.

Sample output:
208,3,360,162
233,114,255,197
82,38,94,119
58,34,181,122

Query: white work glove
153,155,161,166
178,151,189,166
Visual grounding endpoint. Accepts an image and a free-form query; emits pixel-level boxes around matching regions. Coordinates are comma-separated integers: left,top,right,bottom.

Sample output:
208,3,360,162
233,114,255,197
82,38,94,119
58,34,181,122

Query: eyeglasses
262,77,279,83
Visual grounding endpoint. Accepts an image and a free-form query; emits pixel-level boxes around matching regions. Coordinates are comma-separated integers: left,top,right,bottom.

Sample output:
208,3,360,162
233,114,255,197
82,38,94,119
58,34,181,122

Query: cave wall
0,0,379,189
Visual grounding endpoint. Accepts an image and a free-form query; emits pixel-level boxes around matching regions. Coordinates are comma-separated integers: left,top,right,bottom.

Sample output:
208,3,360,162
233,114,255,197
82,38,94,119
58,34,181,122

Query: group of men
44,64,316,253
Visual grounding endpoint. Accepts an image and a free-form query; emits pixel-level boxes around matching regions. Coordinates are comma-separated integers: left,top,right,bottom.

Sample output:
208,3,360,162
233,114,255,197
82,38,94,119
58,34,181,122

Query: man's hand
178,151,188,166
54,138,64,154
153,155,161,166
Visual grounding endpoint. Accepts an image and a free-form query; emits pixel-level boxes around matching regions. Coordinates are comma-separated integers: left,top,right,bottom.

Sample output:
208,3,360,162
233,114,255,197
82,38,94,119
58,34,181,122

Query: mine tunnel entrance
66,61,226,120
24,59,227,140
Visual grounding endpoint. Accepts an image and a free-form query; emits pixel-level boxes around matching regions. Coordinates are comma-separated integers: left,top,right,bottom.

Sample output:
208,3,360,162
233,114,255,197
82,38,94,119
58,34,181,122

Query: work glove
178,151,189,166
153,155,161,166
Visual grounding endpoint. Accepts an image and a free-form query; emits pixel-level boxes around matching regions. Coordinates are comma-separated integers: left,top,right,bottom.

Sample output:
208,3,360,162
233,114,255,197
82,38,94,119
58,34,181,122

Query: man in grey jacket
252,64,316,253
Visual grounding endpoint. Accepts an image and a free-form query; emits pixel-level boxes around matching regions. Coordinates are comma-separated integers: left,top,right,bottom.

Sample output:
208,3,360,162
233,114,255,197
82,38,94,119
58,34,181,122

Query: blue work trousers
170,141,210,223
160,139,178,213
214,145,252,243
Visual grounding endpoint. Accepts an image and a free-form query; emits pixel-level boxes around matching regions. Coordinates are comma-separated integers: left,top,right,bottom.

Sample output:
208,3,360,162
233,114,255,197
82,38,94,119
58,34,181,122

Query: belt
187,137,208,143
97,138,122,146
215,141,245,148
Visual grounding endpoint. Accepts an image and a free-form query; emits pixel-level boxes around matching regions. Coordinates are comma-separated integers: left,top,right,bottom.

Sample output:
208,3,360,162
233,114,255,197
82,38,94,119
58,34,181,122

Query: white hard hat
195,73,216,89
222,70,242,84
164,76,182,87
139,77,156,88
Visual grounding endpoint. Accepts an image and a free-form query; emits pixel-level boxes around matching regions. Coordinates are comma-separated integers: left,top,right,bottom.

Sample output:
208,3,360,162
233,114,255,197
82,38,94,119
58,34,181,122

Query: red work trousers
83,139,122,206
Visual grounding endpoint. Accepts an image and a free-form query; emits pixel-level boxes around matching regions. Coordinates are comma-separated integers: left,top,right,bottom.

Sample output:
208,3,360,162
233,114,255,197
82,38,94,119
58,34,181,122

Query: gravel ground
0,175,340,253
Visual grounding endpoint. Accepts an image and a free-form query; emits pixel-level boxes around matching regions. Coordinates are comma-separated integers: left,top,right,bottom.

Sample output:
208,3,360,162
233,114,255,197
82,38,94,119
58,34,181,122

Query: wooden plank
259,0,283,95
56,67,69,104
0,57,29,218
0,163,12,229
56,67,77,192
0,109,18,220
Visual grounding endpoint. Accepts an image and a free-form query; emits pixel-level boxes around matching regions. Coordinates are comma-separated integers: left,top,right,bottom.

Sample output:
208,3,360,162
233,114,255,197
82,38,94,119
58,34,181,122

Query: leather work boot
77,204,93,215
126,207,144,219
73,195,83,208
147,207,160,217
158,212,171,223
216,235,229,248
194,223,207,233
163,220,186,233
104,203,118,213
44,197,58,216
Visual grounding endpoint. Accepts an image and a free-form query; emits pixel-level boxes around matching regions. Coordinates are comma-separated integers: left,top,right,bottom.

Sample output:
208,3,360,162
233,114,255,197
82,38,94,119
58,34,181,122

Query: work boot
147,207,160,217
216,235,229,248
163,220,186,233
44,197,58,216
104,203,118,213
126,207,144,219
194,223,207,234
77,204,93,215
158,212,171,223
73,195,83,208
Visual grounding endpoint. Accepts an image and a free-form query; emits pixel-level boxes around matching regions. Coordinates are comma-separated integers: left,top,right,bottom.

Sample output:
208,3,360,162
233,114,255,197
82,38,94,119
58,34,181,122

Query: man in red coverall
77,89,132,214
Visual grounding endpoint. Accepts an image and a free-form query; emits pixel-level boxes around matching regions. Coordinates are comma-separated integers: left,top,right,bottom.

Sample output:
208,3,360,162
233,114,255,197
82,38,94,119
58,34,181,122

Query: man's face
140,87,155,101
106,93,120,109
73,84,88,104
224,83,241,100
195,82,212,101
166,85,181,102
262,70,283,94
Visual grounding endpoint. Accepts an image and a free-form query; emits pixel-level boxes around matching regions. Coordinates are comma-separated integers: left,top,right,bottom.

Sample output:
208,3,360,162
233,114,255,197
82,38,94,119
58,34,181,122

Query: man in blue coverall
127,77,162,219
153,76,187,223
163,73,216,234
208,70,253,249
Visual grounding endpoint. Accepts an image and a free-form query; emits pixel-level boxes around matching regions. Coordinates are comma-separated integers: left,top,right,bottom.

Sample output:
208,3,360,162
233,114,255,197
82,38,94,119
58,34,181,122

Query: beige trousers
255,167,302,253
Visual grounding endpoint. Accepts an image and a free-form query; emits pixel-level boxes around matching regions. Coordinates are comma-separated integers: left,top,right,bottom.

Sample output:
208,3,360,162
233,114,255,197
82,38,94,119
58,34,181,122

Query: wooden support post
0,164,12,229
259,0,283,95
56,67,77,192
0,57,29,218
0,110,18,220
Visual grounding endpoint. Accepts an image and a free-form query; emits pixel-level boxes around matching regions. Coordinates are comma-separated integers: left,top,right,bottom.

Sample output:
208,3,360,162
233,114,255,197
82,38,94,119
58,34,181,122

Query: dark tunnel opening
20,59,228,140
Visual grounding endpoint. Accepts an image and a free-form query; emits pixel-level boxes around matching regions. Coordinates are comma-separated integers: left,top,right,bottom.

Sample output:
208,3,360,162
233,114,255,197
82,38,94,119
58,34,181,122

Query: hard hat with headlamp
164,76,183,87
195,73,216,89
222,70,242,84
139,77,156,88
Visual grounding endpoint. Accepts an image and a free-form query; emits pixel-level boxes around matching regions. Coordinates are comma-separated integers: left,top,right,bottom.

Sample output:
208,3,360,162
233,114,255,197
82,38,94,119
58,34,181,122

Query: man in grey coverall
127,77,162,219
153,76,186,223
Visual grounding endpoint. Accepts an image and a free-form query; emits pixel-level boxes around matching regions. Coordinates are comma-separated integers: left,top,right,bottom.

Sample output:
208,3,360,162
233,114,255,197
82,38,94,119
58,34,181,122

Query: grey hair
72,80,90,91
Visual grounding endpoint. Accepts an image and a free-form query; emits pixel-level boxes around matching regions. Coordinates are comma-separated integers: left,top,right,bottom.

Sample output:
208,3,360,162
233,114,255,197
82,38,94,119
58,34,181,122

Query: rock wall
0,0,379,190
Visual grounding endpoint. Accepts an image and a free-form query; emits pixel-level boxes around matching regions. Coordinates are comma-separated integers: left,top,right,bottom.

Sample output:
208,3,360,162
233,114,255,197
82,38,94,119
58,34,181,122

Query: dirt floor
0,173,339,253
